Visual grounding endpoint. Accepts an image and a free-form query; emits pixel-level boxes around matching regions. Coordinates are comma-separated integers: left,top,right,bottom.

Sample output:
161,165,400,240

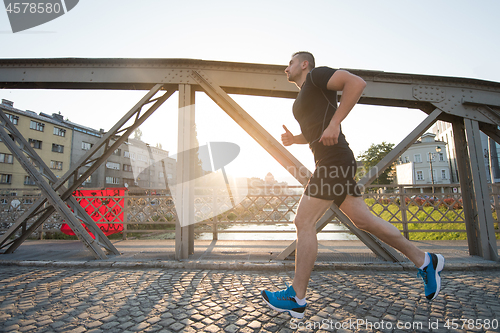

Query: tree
357,142,395,184
133,128,142,140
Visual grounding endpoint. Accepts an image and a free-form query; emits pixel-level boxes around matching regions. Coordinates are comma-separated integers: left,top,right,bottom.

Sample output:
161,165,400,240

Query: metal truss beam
452,118,498,260
0,112,111,259
175,84,195,259
2,58,500,124
190,70,312,185
0,58,499,261
479,122,500,146
358,108,443,187
0,84,174,258
191,70,403,262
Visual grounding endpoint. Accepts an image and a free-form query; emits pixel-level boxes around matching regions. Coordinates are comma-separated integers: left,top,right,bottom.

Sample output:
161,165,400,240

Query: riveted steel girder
1,58,500,123
0,58,499,261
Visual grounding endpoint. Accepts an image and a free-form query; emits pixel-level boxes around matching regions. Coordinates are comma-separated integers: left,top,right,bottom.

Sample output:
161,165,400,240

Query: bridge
0,58,498,261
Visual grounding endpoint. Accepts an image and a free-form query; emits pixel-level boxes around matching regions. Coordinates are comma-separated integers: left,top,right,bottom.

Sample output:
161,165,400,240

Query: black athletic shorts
304,142,362,206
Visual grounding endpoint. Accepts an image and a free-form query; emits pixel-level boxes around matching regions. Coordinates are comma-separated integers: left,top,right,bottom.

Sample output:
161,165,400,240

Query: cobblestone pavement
0,266,499,333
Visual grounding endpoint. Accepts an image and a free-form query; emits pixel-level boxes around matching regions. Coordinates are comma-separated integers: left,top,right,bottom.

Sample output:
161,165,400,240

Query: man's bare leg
291,195,334,299
339,195,426,267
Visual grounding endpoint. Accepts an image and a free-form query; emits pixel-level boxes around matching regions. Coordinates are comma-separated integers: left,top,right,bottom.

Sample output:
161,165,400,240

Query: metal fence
1,184,499,241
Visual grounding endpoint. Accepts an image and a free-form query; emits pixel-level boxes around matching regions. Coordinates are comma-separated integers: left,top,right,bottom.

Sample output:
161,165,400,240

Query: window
50,160,63,170
6,113,19,125
106,161,120,170
0,133,14,143
0,174,12,184
403,156,409,163
24,176,36,185
124,151,136,159
82,142,93,150
441,170,447,180
52,144,64,153
29,139,42,149
438,152,444,162
159,172,164,178
30,120,45,132
414,154,422,163
138,154,147,162
0,153,13,164
416,170,424,181
106,176,120,185
53,127,66,137
80,175,92,185
113,149,121,156
123,164,132,172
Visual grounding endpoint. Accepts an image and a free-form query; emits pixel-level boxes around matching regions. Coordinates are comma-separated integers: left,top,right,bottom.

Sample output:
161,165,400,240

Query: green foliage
357,142,395,184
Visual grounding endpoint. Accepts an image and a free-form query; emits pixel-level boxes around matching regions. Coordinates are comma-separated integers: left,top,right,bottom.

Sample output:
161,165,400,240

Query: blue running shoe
261,285,306,318
417,253,445,301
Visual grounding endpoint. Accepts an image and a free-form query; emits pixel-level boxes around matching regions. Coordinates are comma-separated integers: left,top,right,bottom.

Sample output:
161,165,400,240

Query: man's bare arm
319,70,366,146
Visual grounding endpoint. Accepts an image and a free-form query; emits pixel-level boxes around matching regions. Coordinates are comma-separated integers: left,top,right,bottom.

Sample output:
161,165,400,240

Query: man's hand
281,125,295,146
319,124,340,146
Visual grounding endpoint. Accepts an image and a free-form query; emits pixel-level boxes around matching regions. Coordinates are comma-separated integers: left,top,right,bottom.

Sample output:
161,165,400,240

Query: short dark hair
292,51,315,70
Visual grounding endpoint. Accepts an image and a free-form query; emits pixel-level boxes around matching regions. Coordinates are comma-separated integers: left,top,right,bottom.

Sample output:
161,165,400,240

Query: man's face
284,55,302,83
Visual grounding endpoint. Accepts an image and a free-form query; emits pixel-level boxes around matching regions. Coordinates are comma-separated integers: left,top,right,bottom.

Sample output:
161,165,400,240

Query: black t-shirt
292,66,349,152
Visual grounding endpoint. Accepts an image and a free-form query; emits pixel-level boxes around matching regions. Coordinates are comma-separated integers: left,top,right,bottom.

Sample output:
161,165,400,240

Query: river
197,222,357,241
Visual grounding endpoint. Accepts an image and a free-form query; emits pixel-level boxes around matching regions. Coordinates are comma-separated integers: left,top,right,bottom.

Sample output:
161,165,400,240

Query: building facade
430,120,500,183
396,133,451,188
0,99,176,193
0,99,73,193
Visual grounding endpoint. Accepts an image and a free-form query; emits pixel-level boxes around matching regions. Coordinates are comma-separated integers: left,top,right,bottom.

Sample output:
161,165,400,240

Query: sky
1,0,499,185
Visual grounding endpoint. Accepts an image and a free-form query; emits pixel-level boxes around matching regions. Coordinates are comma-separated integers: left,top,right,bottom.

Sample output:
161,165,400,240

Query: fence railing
0,184,499,241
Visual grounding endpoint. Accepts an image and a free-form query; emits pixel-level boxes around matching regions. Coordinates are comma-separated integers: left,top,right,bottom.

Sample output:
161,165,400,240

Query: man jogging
261,52,445,319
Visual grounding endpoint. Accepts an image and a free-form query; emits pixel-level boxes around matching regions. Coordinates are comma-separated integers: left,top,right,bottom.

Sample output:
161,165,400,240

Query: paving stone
0,266,499,333
18,323,35,331
169,322,185,331
3,324,20,331
68,327,86,333
248,320,261,329
50,321,66,329
130,322,150,331
203,324,220,332
235,318,248,326
101,321,120,329
85,320,103,329
119,321,134,330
